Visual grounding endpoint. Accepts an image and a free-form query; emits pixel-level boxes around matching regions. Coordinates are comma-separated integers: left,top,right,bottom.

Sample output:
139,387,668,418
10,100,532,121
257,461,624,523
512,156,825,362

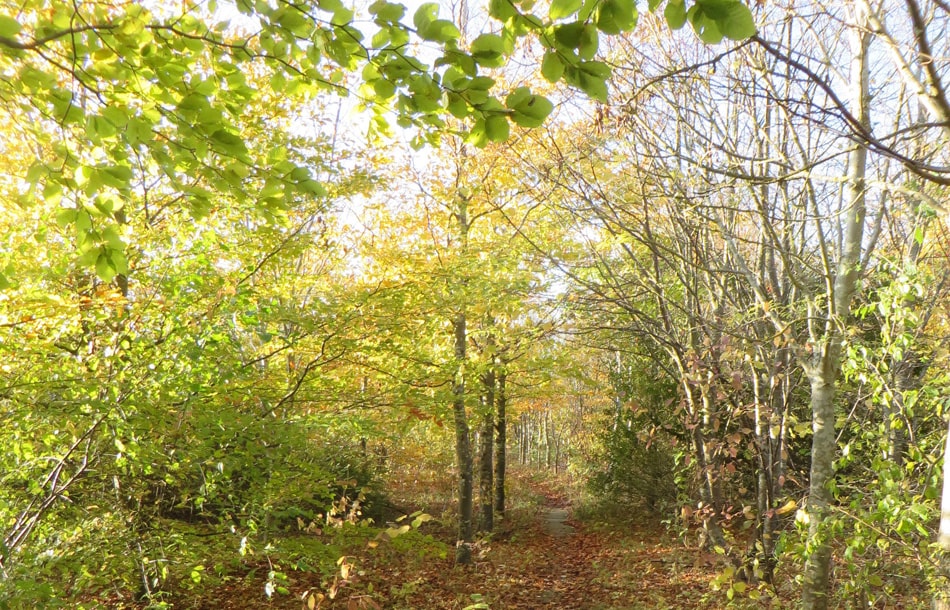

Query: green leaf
578,24,598,59
290,166,311,181
75,208,92,233
56,208,77,229
0,16,21,38
595,0,637,34
408,74,442,112
25,162,46,185
446,92,470,118
489,0,518,21
691,0,754,41
373,77,396,99
580,77,608,102
369,0,406,22
470,33,506,67
297,179,326,196
89,114,118,139
549,0,582,20
95,250,117,282
413,3,440,30
102,165,133,189
540,52,565,82
687,5,723,44
211,129,248,156
716,1,755,39
468,76,495,91
580,60,611,78
506,88,553,127
331,7,354,25
577,0,599,21
553,21,585,48
317,0,345,13
275,6,312,36
110,247,129,275
506,86,531,108
565,62,610,101
664,0,687,29
484,114,510,141
467,119,490,148
421,19,461,42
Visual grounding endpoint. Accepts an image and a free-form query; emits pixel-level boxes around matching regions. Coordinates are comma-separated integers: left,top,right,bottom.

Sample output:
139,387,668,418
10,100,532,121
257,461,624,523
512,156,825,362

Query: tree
0,75,383,601
499,1,950,604
0,0,755,283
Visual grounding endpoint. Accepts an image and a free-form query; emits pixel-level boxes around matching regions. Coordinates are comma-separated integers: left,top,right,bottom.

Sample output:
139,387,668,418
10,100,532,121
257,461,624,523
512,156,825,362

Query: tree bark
519,413,527,465
452,311,473,564
801,361,839,610
801,5,870,606
934,418,950,610
477,365,495,533
493,369,507,516
545,410,554,469
452,190,473,565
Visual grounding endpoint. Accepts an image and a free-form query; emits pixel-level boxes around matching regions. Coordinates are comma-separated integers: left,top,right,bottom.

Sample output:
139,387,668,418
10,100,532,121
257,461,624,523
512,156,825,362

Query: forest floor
155,467,793,610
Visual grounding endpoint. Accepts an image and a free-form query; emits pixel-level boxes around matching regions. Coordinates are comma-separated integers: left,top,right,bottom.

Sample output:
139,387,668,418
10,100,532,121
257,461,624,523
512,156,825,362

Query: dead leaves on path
173,476,723,610
347,509,716,609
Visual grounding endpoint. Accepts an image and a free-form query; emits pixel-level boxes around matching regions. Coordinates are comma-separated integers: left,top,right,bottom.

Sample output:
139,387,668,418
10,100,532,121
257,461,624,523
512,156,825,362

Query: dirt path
541,507,575,537
170,472,726,609
346,475,719,609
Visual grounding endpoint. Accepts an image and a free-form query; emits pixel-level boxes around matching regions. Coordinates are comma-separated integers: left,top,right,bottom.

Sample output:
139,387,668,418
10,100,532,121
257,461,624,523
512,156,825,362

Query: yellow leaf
775,499,798,515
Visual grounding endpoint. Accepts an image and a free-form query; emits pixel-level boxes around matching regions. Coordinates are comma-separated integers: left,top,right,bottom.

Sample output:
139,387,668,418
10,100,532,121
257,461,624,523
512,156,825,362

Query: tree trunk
801,361,839,609
452,312,473,564
535,413,543,469
520,413,528,465
752,359,773,583
477,366,495,533
494,369,507,516
545,410,554,469
680,379,728,551
934,418,950,610
801,6,870,605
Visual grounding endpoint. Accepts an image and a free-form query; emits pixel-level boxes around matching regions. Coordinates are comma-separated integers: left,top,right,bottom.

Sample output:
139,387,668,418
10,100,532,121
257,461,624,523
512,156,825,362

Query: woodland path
171,471,728,609
541,507,575,537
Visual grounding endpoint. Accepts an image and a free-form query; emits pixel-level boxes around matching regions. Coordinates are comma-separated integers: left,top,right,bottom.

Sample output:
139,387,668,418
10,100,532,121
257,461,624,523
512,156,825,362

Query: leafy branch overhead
0,0,753,281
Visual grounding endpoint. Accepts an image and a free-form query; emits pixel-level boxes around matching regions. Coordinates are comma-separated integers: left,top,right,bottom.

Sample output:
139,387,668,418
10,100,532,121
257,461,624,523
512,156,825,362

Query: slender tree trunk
681,380,728,550
934,418,950,610
452,312,473,564
545,410,554,469
493,369,507,516
801,6,870,605
451,190,473,565
477,366,495,533
802,362,838,609
752,360,773,584
520,413,528,465
536,413,543,469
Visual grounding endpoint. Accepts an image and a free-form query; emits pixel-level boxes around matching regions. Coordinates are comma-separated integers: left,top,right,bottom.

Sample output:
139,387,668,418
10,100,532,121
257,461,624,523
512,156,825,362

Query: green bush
588,420,678,513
